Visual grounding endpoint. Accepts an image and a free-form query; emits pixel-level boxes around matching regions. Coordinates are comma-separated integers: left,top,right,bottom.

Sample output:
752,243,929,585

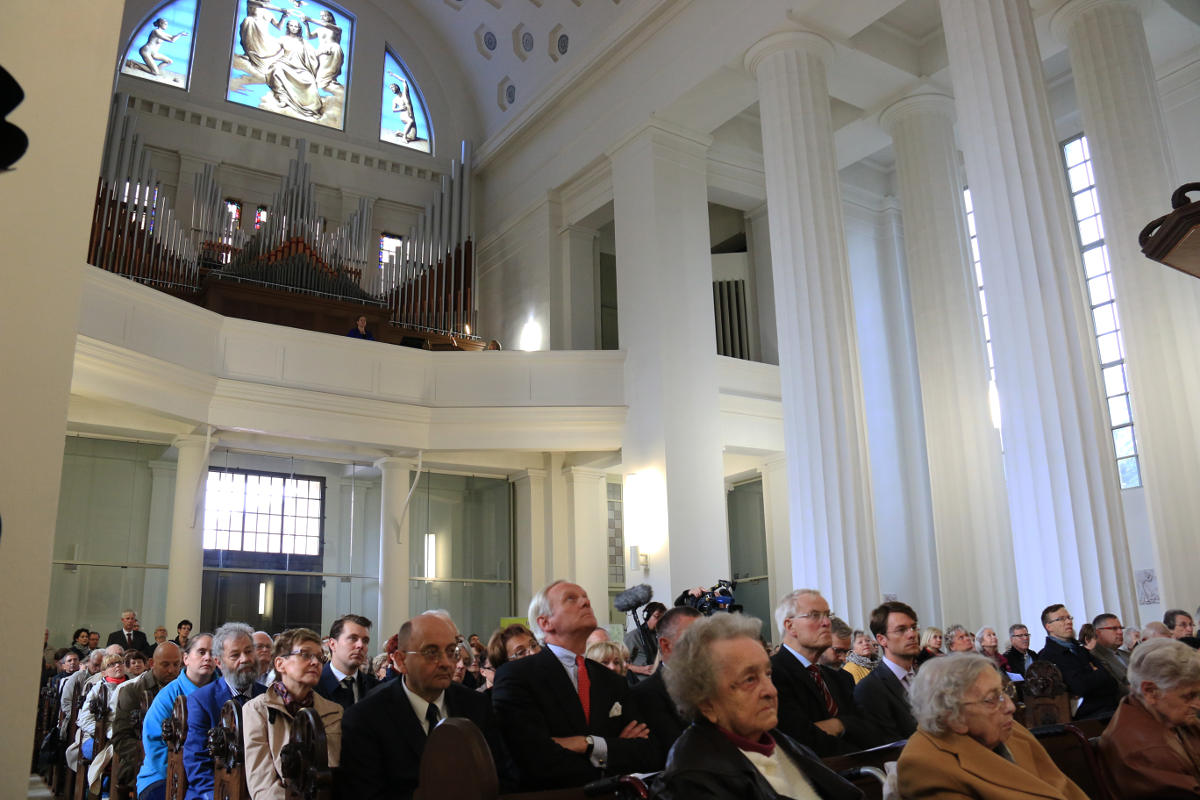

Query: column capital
563,465,608,482
510,467,548,483
373,456,416,472
743,29,834,75
1049,0,1138,41
605,117,712,165
172,434,210,453
559,223,599,239
878,89,957,133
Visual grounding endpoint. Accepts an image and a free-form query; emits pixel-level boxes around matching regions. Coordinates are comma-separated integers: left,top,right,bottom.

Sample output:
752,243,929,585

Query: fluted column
1052,0,1200,607
375,457,414,639
940,0,1135,626
512,467,550,608
744,30,879,624
560,225,600,350
879,90,1017,629
164,436,212,628
563,467,609,613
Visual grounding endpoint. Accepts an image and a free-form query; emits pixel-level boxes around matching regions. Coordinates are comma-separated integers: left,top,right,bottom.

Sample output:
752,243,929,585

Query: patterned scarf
847,652,876,669
272,681,315,716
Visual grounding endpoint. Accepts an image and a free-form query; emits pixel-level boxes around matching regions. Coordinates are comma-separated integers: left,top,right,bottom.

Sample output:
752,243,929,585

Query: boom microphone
613,583,653,613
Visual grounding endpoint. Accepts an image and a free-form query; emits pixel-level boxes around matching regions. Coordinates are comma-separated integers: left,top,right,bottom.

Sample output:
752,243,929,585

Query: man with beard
317,614,377,708
183,623,264,799
137,634,216,800
854,601,921,743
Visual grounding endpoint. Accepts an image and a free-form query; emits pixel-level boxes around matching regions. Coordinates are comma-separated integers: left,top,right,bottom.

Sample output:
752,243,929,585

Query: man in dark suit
493,580,657,790
1037,603,1120,719
631,605,701,767
853,600,919,744
772,590,880,755
315,613,377,709
338,612,513,799
1002,623,1038,678
183,622,264,800
106,609,151,658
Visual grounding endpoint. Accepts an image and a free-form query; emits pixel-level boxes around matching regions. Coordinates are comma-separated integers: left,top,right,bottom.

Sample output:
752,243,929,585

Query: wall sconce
629,545,649,572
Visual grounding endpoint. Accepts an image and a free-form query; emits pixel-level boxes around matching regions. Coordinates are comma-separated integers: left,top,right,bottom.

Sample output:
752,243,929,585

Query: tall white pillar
1052,0,1200,607
746,205,778,365
564,467,610,615
940,0,1135,626
512,468,551,610
375,457,414,639
760,456,791,637
608,120,731,606
744,31,880,624
143,460,177,627
560,225,600,350
879,90,1017,629
164,436,212,630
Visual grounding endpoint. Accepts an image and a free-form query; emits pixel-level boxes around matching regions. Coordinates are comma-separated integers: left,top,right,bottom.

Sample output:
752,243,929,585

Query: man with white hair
107,608,151,658
492,580,656,790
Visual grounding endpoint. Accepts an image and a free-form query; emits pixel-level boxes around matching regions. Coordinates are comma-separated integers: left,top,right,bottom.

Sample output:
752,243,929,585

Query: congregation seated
76,653,127,795
112,642,182,796
853,601,920,744
657,612,862,800
1099,637,1200,797
1004,624,1038,678
915,626,943,667
243,627,342,800
137,633,215,800
975,627,1012,673
1038,603,1122,719
584,639,630,677
842,630,877,684
630,605,701,768
108,609,152,658
315,614,377,709
896,653,1089,799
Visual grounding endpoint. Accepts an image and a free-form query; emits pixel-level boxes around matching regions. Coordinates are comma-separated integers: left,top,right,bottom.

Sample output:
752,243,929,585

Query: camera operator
624,602,666,682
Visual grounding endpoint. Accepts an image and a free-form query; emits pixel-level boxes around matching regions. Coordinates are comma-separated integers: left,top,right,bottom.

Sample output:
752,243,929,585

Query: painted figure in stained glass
306,11,344,89
120,0,198,89
139,19,189,77
387,72,417,143
379,51,432,154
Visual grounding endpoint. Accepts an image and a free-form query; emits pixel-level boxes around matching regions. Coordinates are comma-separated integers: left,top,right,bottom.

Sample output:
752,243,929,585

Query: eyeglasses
888,625,920,636
288,650,326,664
1011,633,1031,638
1047,615,1074,624
831,647,850,657
407,645,460,663
963,683,1018,710
509,644,540,659
791,610,835,622
1095,625,1123,632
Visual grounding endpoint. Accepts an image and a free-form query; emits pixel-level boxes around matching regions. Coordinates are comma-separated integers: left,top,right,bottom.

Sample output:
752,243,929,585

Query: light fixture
424,532,436,577
518,318,542,351
257,582,267,615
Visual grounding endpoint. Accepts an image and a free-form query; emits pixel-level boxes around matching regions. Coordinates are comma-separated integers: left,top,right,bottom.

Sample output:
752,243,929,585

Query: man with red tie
105,609,151,658
492,580,657,790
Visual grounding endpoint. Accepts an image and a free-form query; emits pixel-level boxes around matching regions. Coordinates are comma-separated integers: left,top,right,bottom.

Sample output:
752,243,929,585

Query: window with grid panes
203,469,324,556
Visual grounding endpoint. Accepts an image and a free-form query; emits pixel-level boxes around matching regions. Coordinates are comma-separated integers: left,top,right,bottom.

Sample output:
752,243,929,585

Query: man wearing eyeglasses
1002,624,1038,679
338,611,513,799
1037,604,1121,719
853,600,921,744
770,590,878,756
1089,613,1131,693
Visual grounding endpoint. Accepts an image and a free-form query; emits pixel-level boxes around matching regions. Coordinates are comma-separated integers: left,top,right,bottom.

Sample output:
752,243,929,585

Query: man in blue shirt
184,622,264,800
136,633,216,800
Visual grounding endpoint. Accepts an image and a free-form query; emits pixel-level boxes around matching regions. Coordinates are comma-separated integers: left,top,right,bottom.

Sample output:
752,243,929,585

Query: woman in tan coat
898,653,1088,799
243,628,342,799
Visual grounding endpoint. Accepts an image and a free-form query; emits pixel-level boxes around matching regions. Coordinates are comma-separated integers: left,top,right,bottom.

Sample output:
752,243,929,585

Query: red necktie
808,664,839,717
575,655,591,724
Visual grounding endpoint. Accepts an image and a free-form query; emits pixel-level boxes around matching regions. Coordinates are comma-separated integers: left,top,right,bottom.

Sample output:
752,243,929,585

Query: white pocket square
608,701,622,718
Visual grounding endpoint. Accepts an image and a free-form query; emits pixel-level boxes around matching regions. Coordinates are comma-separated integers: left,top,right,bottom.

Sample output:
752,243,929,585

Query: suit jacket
337,678,510,800
630,664,686,768
852,661,917,744
315,663,378,710
897,723,1089,799
770,647,879,756
1037,638,1120,719
655,718,863,800
112,668,168,788
1003,646,1038,679
108,629,152,658
492,645,657,790
1100,695,1200,799
183,678,265,800
243,686,342,800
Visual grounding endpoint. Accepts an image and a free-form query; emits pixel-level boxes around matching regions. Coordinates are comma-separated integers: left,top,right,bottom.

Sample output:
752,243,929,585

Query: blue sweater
136,671,205,794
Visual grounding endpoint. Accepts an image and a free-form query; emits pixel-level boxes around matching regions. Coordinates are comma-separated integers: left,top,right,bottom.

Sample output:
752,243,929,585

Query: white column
608,120,731,606
760,456,791,638
561,225,600,349
512,468,550,610
564,467,610,614
142,461,177,627
746,204,778,365
164,436,212,630
879,90,1016,629
1052,0,1200,607
940,0,1135,625
744,31,880,624
375,458,414,639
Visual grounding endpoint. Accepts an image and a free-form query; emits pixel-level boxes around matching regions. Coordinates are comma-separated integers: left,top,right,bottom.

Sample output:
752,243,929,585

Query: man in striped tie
493,580,658,791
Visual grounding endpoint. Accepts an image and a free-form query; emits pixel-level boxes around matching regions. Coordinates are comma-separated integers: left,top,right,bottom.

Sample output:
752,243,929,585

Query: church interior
4,0,1200,791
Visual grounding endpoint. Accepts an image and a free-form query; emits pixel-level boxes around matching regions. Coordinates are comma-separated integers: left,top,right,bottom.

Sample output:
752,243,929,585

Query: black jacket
1038,637,1120,719
770,647,880,756
630,664,686,768
106,629,151,658
315,663,379,710
656,719,863,800
852,661,917,744
1002,646,1037,678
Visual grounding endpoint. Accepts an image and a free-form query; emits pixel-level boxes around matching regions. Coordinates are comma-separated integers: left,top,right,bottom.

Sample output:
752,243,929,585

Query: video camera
674,579,741,616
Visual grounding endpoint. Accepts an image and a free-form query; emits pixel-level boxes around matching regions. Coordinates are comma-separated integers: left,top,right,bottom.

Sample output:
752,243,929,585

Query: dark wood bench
209,699,249,800
279,707,334,800
163,694,188,800
1030,718,1115,800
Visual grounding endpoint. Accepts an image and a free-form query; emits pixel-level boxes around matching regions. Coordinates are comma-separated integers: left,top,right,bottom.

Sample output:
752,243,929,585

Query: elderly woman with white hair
1099,637,1200,797
658,613,861,800
897,653,1087,799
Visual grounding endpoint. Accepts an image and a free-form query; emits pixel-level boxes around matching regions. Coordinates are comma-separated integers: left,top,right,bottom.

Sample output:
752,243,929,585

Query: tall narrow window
225,199,243,231
120,0,199,90
963,188,1003,434
380,49,433,153
255,206,269,230
1061,134,1141,489
379,232,404,269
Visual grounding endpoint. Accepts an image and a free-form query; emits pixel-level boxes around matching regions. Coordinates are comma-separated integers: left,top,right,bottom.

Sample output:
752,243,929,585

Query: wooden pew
209,699,249,800
1021,661,1072,727
822,741,906,800
75,682,110,800
163,694,188,800
1030,721,1116,800
279,707,333,800
52,679,84,799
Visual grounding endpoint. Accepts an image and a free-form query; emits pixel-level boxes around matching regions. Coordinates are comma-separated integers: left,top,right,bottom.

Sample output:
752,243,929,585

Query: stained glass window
227,0,354,131
380,49,433,154
120,0,199,89
255,206,269,230
226,199,242,230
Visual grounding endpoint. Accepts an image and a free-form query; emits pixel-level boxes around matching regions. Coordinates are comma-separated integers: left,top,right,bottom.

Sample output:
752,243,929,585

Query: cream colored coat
242,685,342,800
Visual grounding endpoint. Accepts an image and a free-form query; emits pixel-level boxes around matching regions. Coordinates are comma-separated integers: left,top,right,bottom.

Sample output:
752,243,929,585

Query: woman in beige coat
243,628,342,799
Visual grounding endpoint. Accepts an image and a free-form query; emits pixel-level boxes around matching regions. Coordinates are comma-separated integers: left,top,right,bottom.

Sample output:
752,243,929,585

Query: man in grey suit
853,600,919,744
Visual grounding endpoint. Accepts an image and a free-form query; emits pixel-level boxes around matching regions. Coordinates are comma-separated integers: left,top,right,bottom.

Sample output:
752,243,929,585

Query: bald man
339,612,513,799
112,642,183,790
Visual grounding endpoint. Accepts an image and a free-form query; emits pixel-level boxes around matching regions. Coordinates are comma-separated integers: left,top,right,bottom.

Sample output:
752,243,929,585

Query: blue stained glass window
227,0,354,131
380,49,433,154
120,0,199,90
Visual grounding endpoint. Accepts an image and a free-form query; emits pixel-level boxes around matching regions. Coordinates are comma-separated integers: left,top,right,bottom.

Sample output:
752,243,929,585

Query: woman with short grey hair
1100,637,1200,797
898,653,1087,799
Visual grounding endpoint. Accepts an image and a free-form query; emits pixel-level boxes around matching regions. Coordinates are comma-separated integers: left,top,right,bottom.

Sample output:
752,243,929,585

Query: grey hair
121,608,137,617
974,626,997,653
664,613,764,723
1141,621,1171,641
527,580,567,643
910,652,998,736
773,589,822,640
945,624,969,645
213,622,254,658
1127,637,1200,699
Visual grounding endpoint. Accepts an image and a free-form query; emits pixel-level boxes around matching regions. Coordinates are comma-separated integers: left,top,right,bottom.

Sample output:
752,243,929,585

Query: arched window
120,0,199,89
380,48,433,154
226,0,354,131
